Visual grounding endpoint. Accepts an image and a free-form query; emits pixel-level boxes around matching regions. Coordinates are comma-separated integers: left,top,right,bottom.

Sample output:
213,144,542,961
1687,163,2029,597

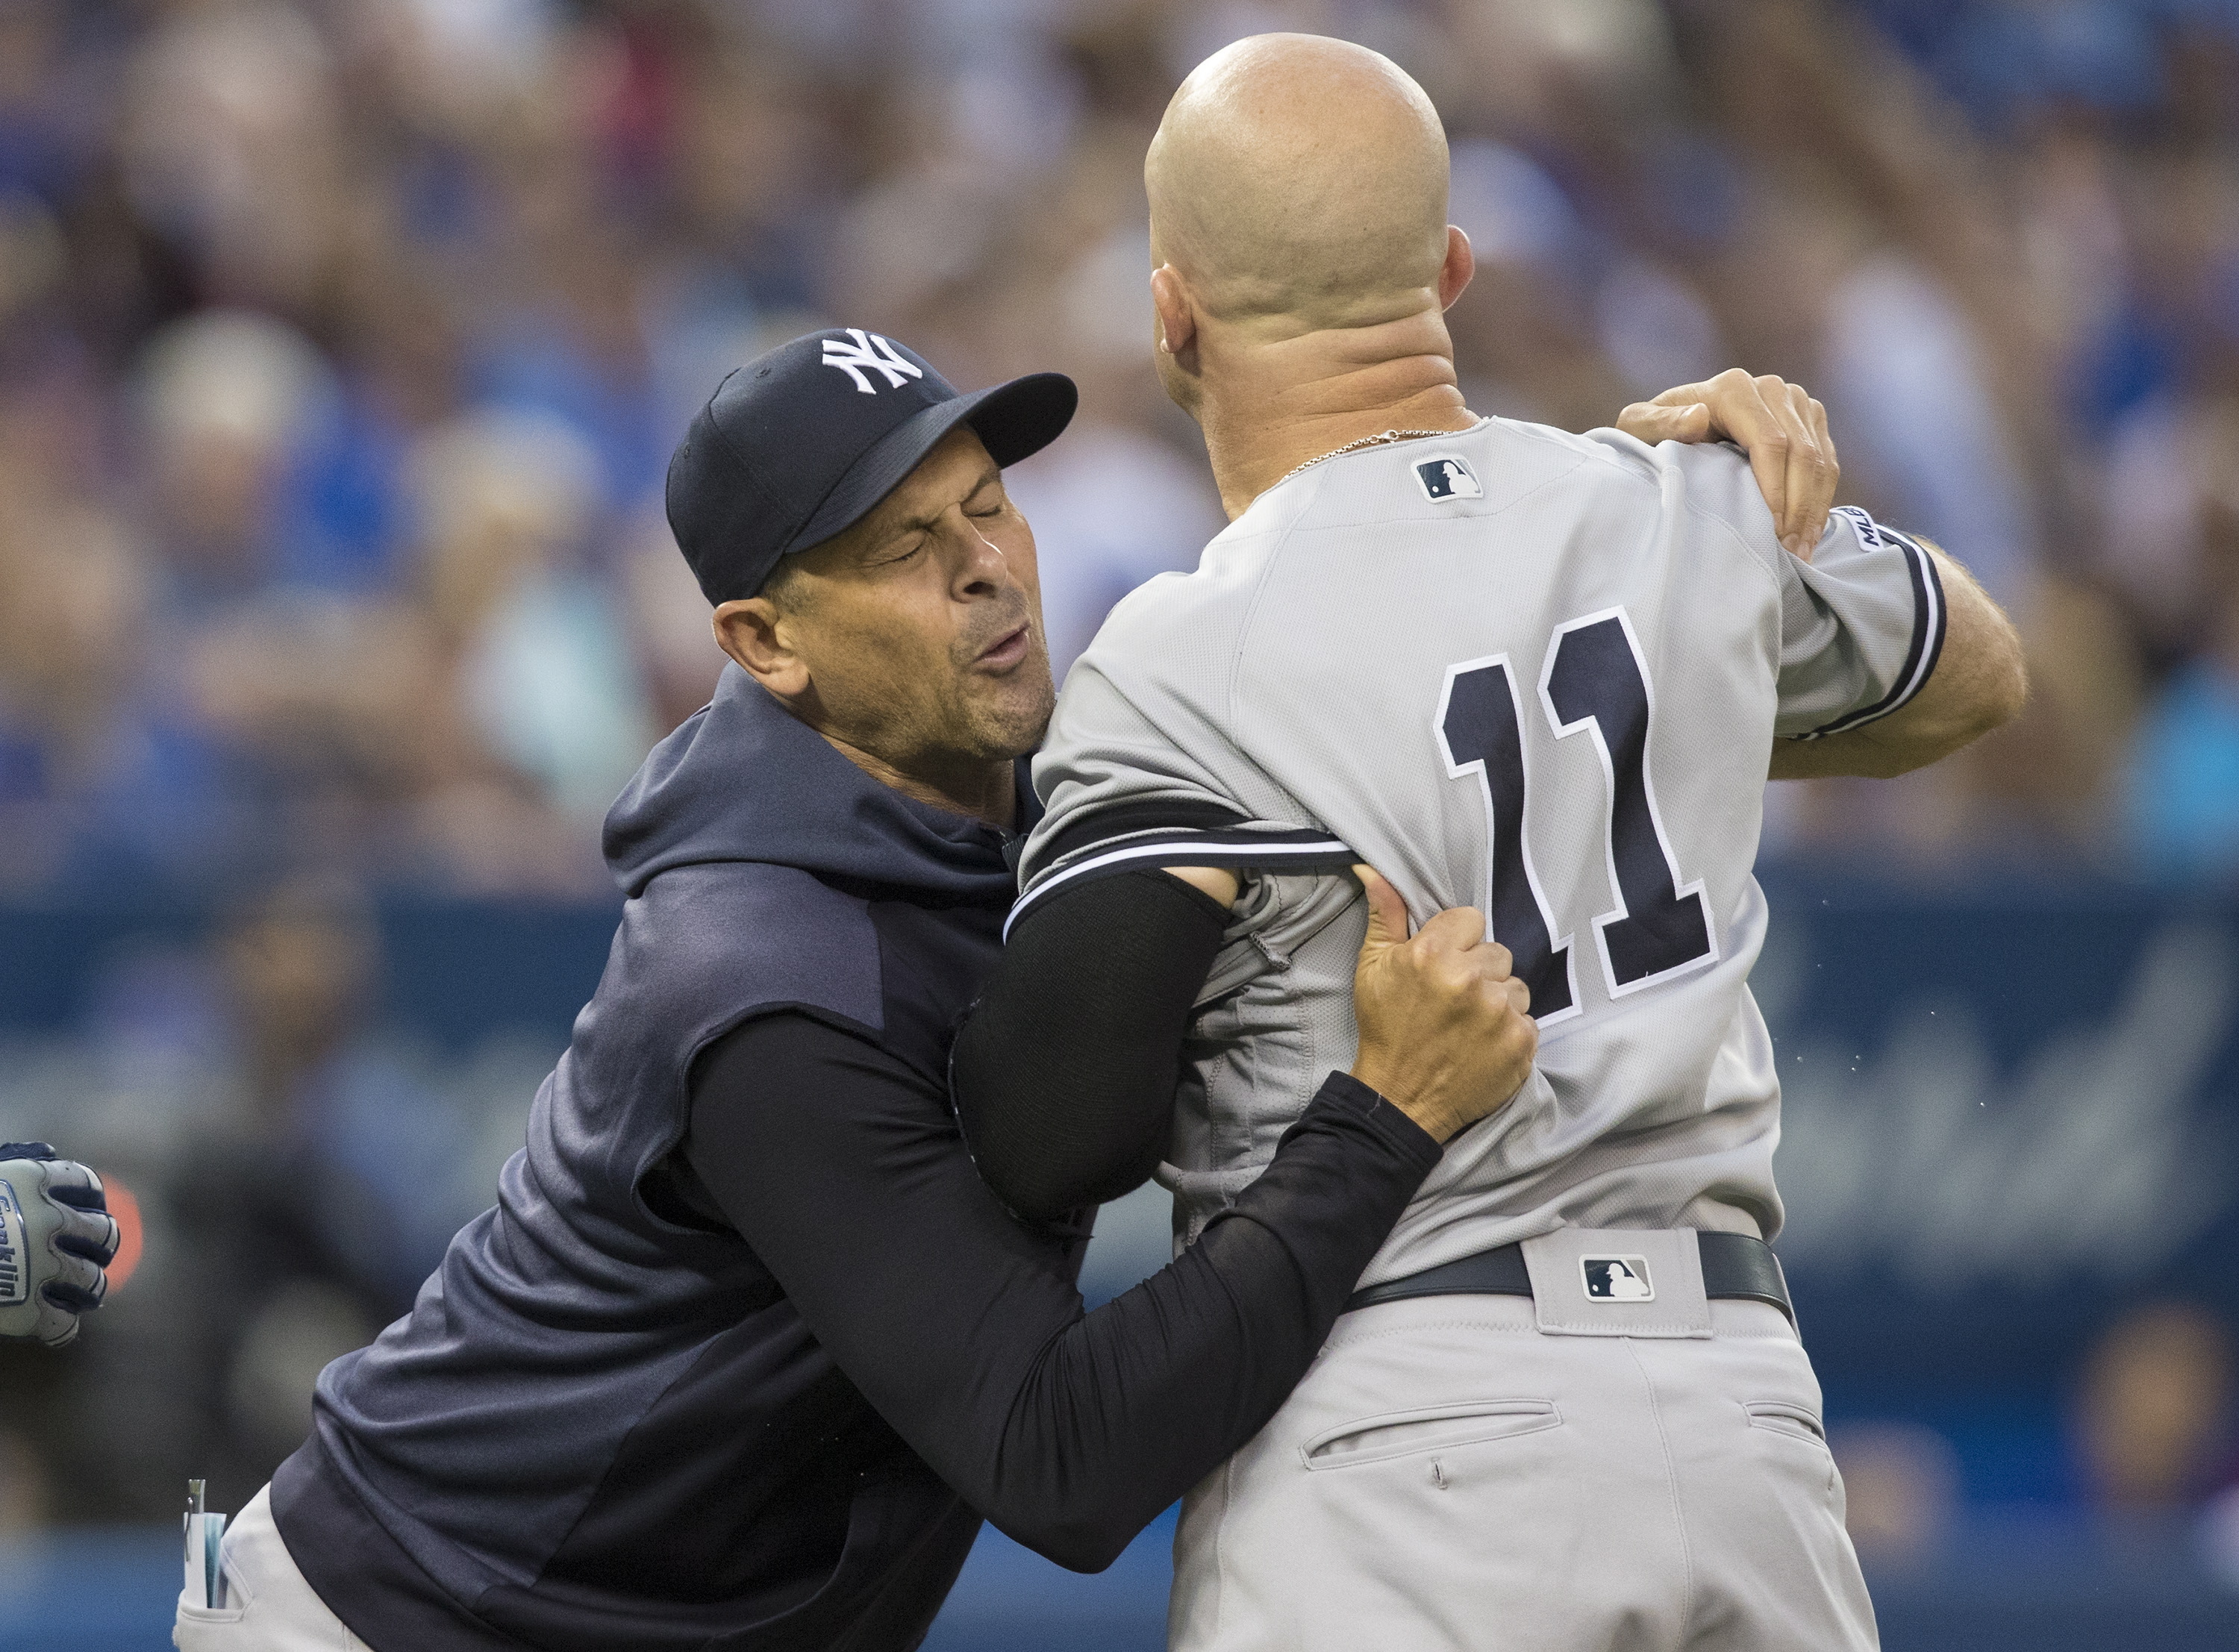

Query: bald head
1148,35,1451,331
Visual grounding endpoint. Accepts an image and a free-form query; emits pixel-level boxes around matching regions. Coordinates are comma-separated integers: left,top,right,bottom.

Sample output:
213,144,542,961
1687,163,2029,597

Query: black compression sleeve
951,869,1232,1220
687,1011,1437,1572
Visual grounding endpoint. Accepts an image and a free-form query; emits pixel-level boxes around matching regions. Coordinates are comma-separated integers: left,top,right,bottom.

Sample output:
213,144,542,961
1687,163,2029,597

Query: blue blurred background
0,0,2236,1646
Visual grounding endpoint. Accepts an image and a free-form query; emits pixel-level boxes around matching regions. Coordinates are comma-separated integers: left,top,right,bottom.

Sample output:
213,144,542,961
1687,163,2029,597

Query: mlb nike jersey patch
1414,454,1483,501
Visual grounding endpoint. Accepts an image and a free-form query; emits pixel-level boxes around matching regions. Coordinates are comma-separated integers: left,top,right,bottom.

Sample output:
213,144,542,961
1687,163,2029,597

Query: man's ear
1151,265,1199,369
713,597,811,701
1438,226,1475,313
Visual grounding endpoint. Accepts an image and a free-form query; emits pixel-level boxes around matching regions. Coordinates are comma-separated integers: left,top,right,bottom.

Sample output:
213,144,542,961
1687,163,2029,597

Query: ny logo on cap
822,329,925,395
1414,454,1483,501
1581,1255,1654,1303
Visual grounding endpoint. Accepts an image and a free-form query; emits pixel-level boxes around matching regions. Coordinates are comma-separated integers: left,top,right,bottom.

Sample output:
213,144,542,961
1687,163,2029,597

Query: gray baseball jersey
1014,417,1944,1289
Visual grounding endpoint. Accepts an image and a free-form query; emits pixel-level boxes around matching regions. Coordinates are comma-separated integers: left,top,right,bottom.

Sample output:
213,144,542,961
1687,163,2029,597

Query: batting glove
0,1143,119,1349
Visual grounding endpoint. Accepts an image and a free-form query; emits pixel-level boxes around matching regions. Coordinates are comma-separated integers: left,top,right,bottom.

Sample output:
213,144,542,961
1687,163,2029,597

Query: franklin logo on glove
0,1142,119,1349
0,1177,25,1306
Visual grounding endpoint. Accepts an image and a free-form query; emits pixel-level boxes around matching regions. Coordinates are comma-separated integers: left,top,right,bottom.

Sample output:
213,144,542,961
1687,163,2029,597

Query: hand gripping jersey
1014,419,1943,1288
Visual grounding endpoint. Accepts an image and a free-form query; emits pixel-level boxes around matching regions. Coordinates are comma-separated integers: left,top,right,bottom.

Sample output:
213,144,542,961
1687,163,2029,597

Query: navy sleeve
686,1012,1437,1573
952,868,1235,1220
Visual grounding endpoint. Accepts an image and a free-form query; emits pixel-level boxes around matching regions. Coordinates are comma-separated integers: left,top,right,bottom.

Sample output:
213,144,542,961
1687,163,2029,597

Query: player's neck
1190,307,1477,519
816,728,1017,830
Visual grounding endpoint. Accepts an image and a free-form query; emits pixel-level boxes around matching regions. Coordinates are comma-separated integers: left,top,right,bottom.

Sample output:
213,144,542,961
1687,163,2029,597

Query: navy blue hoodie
270,663,1439,1651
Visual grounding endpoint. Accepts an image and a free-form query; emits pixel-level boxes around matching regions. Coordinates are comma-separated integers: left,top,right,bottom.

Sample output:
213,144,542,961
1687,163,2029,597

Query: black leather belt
1345,1231,1794,1327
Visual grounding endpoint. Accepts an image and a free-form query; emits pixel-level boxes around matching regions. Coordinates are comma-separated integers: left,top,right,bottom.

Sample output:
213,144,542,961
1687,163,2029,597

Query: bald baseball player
952,34,2026,1652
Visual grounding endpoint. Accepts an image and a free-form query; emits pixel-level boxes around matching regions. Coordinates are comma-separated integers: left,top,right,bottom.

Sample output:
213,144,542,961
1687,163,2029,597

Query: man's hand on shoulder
0,1144,119,1349
1611,376,2026,781
1615,369,1838,560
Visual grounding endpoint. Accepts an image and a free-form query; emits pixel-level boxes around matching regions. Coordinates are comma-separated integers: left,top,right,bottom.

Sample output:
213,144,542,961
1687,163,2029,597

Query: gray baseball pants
1169,1233,1879,1651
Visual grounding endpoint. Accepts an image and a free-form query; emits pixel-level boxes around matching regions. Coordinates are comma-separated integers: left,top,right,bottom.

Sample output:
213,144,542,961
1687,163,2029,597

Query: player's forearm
1769,539,2026,780
691,1013,1437,1576
952,870,1231,1218
984,1074,1438,1570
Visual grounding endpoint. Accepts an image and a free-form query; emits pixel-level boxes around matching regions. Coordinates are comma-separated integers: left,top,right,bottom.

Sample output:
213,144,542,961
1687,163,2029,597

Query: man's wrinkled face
757,426,1055,772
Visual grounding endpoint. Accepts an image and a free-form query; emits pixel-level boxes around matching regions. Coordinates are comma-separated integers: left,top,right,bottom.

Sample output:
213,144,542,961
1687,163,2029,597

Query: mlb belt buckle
1340,1230,1793,1328
1580,1254,1655,1303
1520,1228,1712,1338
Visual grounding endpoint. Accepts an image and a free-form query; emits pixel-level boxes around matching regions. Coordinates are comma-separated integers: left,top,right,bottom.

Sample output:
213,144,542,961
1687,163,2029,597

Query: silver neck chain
1270,427,1467,489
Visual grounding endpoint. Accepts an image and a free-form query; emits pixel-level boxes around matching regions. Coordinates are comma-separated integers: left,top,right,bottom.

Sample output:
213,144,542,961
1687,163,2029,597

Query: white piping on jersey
1005,833,1353,940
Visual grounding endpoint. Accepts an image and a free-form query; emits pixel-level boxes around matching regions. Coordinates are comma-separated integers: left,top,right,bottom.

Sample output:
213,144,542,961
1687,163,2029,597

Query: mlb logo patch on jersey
1414,454,1483,501
0,1180,25,1307
1830,503,1882,547
1581,1255,1654,1303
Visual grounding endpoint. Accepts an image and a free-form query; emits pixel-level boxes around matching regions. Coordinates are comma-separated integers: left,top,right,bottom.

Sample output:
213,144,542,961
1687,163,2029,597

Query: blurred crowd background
13,0,2239,907
2,0,2239,1640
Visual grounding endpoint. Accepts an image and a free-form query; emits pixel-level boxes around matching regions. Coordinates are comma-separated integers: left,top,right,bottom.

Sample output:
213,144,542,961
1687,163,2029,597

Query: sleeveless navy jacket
272,665,1027,1651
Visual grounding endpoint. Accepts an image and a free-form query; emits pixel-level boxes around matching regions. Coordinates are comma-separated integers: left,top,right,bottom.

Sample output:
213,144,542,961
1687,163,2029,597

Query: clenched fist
1346,868,1537,1144
0,1144,119,1349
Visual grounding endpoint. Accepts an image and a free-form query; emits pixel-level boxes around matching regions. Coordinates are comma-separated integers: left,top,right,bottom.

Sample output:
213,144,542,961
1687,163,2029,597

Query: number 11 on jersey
1435,607,1717,1025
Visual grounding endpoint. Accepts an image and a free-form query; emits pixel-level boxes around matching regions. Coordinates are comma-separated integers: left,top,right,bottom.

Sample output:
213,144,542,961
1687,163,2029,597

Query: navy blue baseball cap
666,328,1078,604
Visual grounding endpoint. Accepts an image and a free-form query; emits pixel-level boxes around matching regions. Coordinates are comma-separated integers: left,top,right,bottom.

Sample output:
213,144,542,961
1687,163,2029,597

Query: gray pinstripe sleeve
1014,651,1352,938
1772,506,1947,739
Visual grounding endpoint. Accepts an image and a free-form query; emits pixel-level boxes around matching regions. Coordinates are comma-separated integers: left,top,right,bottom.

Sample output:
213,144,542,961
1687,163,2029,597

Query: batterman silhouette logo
0,1180,25,1307
1581,1255,1654,1302
821,329,925,395
1414,454,1483,501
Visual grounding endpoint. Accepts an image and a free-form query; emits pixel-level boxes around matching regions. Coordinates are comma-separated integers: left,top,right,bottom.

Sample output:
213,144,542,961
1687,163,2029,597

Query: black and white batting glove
0,1143,119,1349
